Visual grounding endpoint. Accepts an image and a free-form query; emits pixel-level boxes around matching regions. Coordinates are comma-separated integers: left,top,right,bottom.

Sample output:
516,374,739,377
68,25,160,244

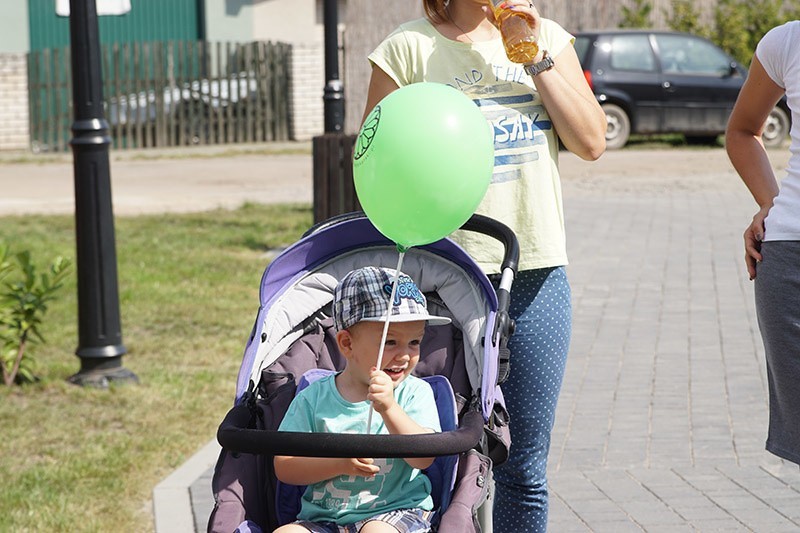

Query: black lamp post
312,0,355,223
67,0,137,387
322,0,345,132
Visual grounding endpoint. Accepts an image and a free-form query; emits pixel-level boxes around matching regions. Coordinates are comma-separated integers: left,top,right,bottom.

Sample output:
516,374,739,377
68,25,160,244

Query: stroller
209,212,519,532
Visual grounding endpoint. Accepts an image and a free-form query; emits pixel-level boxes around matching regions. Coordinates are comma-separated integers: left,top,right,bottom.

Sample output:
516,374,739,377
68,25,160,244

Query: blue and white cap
333,266,452,331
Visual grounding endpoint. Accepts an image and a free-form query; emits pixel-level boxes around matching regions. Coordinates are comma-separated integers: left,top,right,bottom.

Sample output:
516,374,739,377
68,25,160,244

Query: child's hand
367,368,396,414
344,457,380,477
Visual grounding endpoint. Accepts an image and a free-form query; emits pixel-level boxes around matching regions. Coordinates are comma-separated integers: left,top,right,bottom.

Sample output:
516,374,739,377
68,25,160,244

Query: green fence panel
28,40,292,152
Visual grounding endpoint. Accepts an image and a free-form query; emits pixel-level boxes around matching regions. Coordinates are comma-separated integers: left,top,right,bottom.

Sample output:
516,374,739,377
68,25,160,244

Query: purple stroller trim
481,311,499,419
235,217,498,403
259,219,496,310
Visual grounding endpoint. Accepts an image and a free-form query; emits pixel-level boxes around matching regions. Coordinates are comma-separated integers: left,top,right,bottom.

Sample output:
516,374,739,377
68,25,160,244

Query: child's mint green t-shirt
369,17,575,272
278,373,441,525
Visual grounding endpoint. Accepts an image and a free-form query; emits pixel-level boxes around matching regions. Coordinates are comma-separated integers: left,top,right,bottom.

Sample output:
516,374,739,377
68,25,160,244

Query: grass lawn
0,202,312,531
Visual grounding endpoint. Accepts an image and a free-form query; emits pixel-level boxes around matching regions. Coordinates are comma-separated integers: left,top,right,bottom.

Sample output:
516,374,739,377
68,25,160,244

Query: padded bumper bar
217,405,485,458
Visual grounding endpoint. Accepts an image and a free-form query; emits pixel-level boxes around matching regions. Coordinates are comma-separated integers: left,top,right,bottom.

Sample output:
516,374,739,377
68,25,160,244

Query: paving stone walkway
547,184,800,531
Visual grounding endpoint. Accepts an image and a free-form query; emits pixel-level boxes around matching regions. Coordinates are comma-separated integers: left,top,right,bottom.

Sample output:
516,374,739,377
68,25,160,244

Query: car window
573,36,591,66
609,34,656,72
654,34,733,76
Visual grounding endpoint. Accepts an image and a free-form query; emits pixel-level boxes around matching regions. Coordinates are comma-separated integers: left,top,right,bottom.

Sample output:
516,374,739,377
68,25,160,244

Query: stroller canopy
235,216,502,420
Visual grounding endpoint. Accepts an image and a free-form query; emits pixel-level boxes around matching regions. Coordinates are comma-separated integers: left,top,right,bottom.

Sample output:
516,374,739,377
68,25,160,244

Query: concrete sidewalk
6,145,797,531
0,143,313,216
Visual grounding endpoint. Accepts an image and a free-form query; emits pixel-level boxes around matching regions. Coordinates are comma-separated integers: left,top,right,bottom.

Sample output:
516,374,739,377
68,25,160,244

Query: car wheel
602,103,631,150
762,106,790,148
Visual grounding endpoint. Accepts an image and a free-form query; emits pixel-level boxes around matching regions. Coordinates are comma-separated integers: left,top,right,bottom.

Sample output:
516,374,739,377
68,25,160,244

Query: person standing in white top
726,20,800,467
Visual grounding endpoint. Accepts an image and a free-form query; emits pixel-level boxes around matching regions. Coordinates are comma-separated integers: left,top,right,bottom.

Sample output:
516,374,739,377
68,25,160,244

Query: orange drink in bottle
487,0,539,63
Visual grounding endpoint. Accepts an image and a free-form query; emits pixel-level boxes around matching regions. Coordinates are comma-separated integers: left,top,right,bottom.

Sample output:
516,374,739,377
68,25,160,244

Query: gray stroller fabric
248,247,490,396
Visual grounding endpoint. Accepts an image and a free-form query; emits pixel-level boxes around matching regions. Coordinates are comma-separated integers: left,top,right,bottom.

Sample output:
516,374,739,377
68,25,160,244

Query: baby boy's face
347,320,426,386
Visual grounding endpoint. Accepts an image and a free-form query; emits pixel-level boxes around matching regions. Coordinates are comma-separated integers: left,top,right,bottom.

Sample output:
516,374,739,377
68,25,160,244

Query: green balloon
353,83,494,250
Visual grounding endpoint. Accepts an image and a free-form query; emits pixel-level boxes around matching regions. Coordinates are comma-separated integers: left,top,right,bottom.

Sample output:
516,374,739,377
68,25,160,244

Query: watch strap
524,51,554,77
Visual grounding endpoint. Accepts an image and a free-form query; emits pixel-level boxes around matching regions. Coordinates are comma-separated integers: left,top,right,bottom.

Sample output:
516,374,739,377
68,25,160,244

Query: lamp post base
68,355,139,389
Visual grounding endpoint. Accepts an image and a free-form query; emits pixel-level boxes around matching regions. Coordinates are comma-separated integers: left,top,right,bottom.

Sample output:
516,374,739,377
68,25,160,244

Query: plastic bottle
487,0,539,63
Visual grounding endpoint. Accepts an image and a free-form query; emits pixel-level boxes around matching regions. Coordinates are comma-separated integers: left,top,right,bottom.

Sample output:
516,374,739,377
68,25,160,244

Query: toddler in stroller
274,265,451,532
211,213,518,533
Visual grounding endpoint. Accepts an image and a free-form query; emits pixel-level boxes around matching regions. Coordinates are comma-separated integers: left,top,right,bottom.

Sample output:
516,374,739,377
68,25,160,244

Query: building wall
252,0,319,44
0,2,29,53
289,43,325,140
343,1,423,134
0,54,30,150
204,0,254,43
0,4,29,150
251,0,346,140
251,0,346,45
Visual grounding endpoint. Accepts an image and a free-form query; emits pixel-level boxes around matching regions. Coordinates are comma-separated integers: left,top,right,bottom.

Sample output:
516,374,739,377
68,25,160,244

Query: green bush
619,0,654,28
666,0,800,66
665,0,708,37
0,244,71,386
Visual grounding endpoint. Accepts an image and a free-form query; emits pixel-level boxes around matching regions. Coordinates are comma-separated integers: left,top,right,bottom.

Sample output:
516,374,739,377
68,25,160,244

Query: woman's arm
726,56,783,207
532,44,607,161
725,55,784,279
361,64,400,125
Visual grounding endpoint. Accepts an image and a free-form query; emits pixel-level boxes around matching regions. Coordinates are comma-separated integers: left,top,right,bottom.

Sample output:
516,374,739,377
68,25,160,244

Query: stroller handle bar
460,214,519,347
217,404,485,458
460,213,519,275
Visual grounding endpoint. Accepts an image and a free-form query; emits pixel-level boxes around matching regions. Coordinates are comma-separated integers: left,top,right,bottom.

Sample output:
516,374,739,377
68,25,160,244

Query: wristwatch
524,51,554,77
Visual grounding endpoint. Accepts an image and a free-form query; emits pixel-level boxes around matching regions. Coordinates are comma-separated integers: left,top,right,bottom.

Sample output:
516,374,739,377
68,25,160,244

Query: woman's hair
423,0,450,24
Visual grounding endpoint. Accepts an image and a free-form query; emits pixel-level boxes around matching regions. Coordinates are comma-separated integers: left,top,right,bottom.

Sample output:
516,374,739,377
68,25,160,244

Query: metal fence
28,40,292,152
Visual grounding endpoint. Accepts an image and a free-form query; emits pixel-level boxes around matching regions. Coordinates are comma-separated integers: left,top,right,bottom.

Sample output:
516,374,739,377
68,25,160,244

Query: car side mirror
727,62,739,77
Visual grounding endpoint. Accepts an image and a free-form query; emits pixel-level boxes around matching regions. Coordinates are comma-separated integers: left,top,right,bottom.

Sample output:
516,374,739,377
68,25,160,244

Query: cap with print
333,266,451,331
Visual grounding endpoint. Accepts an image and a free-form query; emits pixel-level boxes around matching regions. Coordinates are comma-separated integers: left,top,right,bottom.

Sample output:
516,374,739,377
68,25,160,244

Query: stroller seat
210,213,519,533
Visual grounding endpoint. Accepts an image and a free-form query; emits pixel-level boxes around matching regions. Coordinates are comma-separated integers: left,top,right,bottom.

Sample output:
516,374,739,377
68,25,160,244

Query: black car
574,30,791,149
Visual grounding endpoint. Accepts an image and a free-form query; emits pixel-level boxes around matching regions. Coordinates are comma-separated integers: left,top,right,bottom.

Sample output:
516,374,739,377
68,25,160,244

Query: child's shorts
293,508,431,533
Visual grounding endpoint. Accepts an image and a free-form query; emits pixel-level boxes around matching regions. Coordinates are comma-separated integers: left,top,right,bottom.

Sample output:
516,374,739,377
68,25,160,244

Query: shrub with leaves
665,0,707,37
666,0,800,66
0,244,71,386
619,0,654,28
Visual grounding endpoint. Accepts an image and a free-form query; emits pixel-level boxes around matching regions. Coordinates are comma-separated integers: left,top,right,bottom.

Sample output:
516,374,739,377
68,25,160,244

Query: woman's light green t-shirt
369,17,574,273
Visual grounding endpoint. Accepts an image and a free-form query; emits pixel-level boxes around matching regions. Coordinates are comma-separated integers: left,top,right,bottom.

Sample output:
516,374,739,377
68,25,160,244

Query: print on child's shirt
311,458,394,511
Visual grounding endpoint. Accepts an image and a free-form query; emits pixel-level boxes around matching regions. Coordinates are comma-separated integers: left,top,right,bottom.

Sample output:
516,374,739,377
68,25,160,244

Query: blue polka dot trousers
493,267,571,533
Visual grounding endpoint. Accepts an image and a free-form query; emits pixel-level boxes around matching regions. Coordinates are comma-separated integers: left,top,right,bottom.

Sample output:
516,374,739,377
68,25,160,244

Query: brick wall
289,43,324,141
0,53,29,151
